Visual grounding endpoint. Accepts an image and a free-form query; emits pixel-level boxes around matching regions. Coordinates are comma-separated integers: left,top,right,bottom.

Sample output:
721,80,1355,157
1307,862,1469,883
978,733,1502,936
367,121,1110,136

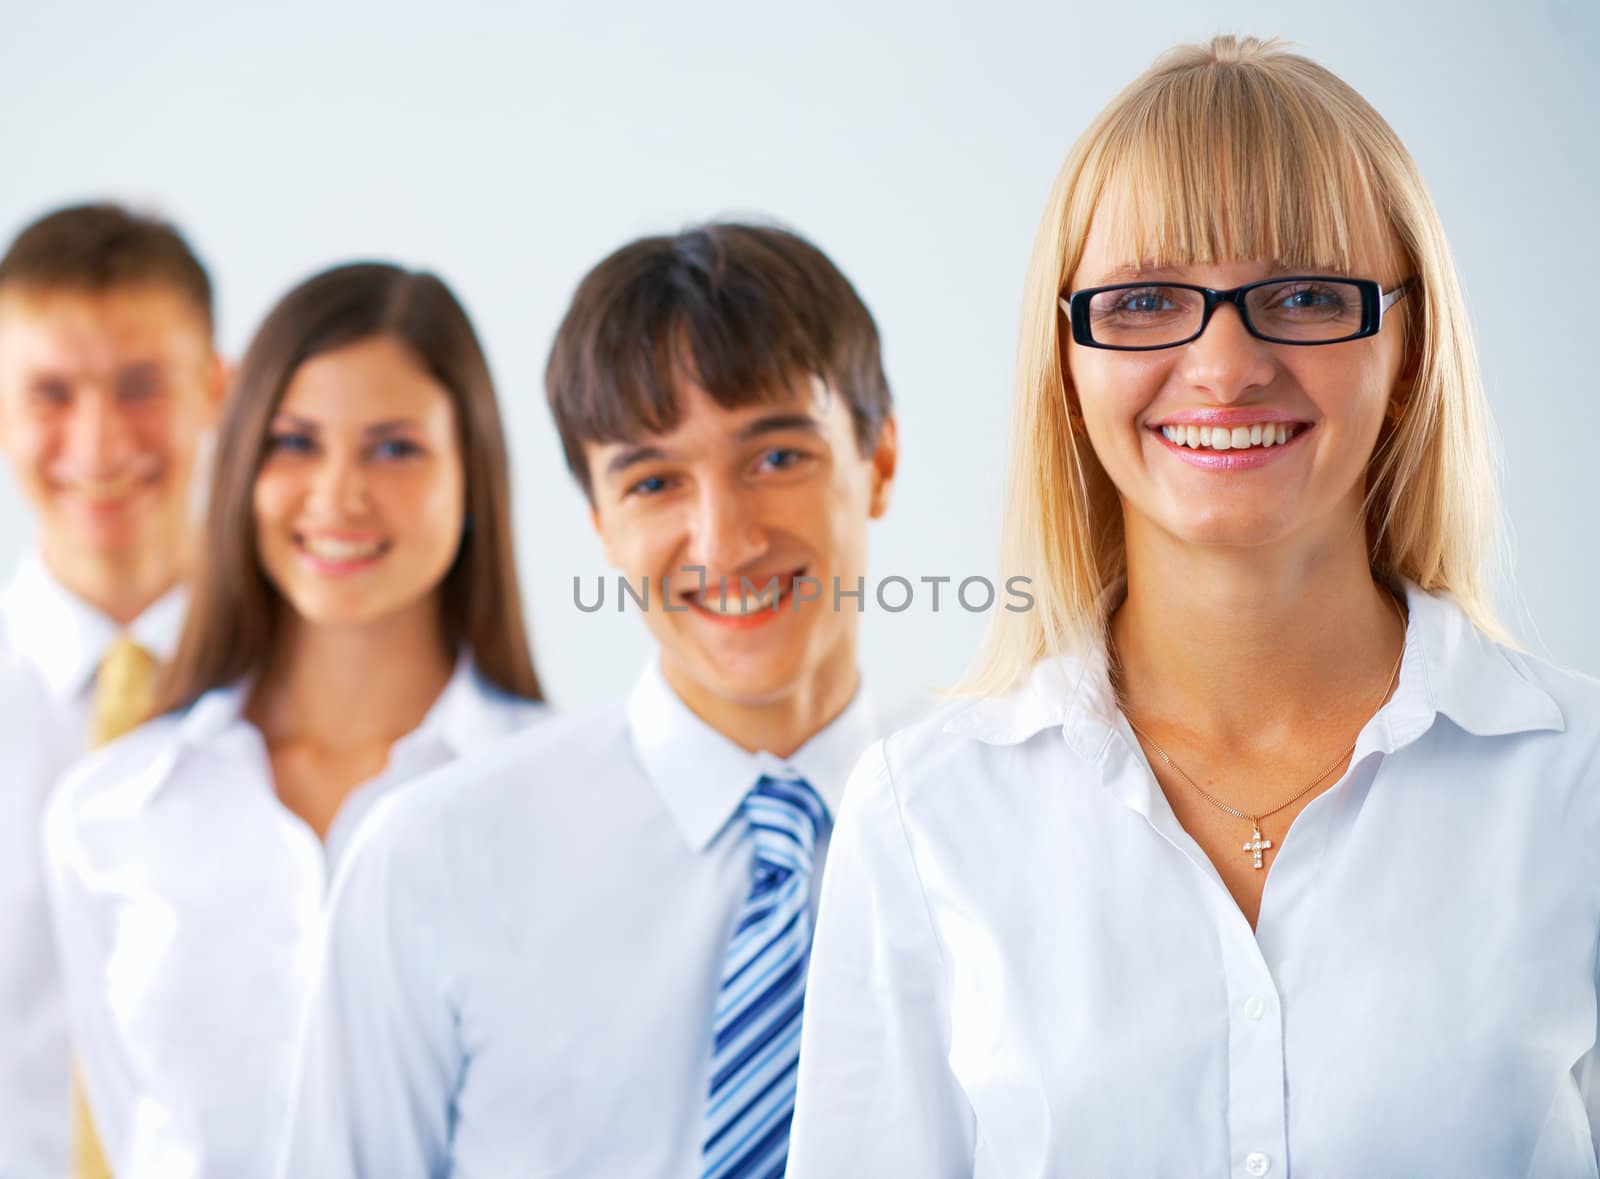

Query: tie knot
92,634,158,747
742,774,827,879
99,634,156,690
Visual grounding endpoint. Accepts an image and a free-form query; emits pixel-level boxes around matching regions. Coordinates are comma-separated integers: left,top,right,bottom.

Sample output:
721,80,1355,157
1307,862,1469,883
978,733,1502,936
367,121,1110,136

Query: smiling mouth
295,534,392,565
1155,422,1305,451
67,474,157,506
681,567,807,617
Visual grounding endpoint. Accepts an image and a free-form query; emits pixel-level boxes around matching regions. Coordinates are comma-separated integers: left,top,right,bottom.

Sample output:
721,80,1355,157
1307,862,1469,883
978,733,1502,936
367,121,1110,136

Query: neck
1112,511,1404,747
246,597,455,748
661,637,860,761
42,533,188,626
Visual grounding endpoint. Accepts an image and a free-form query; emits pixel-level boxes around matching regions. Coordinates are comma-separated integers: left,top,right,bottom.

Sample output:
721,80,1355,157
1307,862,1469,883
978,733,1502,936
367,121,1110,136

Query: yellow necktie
72,635,157,1179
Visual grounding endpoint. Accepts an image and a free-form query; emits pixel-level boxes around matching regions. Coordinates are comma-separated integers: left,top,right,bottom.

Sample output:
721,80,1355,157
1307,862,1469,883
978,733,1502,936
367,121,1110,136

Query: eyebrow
603,412,824,478
605,444,667,477
1090,259,1352,286
270,413,422,436
735,412,823,443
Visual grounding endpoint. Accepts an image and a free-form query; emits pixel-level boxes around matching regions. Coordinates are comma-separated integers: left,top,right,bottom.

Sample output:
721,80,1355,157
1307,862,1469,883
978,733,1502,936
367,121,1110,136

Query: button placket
1220,923,1288,1179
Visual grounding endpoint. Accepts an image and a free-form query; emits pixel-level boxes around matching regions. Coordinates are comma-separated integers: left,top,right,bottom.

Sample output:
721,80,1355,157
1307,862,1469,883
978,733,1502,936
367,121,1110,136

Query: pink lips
1149,408,1307,428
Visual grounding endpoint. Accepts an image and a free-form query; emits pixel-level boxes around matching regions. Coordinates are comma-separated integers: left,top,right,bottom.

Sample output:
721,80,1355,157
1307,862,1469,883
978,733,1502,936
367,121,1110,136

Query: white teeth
302,536,385,561
1159,423,1299,451
695,579,784,614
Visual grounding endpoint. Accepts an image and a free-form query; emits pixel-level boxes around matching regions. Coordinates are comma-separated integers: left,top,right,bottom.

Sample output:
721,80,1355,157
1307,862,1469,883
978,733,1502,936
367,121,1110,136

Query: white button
1245,1152,1271,1176
1244,995,1266,1021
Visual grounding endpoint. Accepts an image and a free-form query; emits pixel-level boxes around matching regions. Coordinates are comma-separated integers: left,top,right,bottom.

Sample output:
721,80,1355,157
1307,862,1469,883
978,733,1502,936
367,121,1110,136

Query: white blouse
43,658,544,1179
788,583,1600,1178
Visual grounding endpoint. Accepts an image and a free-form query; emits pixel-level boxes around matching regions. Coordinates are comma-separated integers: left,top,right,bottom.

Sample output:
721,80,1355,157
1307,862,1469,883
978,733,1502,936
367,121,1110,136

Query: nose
305,451,368,517
62,389,136,477
1176,301,1276,403
683,478,767,575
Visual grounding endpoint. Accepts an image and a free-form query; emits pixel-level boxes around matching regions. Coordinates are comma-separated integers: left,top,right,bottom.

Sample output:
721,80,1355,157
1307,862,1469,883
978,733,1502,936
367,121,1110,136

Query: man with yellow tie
0,204,224,1178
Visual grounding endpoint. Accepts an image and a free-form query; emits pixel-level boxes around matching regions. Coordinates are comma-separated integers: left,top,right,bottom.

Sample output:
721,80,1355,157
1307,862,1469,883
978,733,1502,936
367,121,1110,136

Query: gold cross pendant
1242,824,1272,870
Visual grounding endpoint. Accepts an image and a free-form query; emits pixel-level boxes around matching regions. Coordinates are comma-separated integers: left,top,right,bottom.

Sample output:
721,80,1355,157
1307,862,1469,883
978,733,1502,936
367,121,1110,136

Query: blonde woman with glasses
788,36,1599,1177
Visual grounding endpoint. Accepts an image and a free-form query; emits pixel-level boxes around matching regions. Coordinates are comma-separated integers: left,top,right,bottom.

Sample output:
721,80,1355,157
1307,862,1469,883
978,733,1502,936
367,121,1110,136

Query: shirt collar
626,658,880,852
174,652,517,752
2,554,187,699
942,579,1564,757
403,654,533,757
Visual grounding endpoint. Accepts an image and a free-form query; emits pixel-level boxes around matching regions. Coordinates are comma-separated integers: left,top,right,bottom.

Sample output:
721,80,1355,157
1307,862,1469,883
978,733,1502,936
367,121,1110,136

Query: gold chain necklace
1121,593,1406,871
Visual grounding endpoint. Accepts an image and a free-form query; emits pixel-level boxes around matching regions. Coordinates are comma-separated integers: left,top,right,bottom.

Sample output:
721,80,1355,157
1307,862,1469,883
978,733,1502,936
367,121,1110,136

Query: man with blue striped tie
282,222,903,1179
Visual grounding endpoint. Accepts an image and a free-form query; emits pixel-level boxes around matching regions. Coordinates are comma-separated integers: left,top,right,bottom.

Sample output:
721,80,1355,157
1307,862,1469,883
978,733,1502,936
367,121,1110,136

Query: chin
1170,514,1298,550
277,588,399,630
686,649,814,707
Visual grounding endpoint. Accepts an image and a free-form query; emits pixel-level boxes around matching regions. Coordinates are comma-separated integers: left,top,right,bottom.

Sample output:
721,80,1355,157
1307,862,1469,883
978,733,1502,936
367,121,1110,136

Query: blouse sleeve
787,739,977,1177
1577,930,1600,1162
42,783,141,1168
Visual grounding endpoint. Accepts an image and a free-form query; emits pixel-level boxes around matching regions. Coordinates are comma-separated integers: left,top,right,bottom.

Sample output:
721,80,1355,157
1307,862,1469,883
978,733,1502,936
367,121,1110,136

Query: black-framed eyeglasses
1059,276,1411,351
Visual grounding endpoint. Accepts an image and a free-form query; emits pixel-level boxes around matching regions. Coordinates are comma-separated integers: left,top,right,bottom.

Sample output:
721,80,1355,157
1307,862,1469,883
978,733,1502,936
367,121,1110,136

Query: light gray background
2,0,1595,707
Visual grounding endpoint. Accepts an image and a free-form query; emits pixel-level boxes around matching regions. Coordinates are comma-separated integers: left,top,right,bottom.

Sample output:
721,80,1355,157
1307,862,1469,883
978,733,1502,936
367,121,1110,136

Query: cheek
251,468,299,534
131,400,200,464
0,408,61,468
1072,352,1164,437
607,511,674,576
380,463,465,549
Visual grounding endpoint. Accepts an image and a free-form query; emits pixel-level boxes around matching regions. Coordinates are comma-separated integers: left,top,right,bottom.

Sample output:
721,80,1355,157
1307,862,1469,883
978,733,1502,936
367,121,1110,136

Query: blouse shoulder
45,711,188,871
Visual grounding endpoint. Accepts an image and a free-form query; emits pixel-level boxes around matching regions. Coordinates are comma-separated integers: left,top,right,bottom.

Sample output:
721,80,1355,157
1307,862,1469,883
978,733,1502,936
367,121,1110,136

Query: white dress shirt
789,583,1600,1179
0,556,185,1179
281,661,890,1179
44,656,544,1179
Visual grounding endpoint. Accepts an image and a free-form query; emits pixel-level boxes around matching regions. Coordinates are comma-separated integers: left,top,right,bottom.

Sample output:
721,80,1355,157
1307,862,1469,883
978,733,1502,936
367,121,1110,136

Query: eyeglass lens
1085,279,1366,347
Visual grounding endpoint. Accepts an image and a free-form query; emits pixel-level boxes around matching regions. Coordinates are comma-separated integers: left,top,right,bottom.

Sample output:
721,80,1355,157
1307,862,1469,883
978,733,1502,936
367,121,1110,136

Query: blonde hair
963,35,1506,697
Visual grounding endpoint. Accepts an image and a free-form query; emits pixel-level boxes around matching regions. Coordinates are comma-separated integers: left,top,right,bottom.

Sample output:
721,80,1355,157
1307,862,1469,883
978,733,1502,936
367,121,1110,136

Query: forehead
0,285,208,359
594,374,842,454
278,336,452,424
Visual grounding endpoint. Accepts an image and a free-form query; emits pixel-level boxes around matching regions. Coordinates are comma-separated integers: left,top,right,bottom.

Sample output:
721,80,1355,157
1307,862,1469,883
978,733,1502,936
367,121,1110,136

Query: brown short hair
0,202,214,334
157,262,542,712
545,222,892,497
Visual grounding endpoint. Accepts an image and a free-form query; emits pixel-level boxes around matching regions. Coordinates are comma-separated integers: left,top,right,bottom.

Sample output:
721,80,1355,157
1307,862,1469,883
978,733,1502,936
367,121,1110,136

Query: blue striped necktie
702,774,829,1179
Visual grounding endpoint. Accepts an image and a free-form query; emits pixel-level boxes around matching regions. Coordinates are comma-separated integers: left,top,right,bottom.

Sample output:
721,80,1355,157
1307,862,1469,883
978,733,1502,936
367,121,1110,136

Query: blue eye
1118,292,1177,314
1273,284,1346,311
372,438,423,460
759,448,804,472
266,432,315,455
627,474,672,497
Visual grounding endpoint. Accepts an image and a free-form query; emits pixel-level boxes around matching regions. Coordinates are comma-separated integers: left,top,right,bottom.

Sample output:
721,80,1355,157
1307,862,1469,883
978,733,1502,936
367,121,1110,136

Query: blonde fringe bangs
961,36,1507,698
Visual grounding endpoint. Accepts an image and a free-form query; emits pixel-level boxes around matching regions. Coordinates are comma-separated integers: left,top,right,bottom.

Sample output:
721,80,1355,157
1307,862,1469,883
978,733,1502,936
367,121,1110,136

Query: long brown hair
158,261,543,712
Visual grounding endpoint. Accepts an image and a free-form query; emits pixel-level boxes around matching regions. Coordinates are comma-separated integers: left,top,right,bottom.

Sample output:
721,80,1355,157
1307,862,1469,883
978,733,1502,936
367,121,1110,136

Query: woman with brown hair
789,36,1599,1177
42,262,545,1179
